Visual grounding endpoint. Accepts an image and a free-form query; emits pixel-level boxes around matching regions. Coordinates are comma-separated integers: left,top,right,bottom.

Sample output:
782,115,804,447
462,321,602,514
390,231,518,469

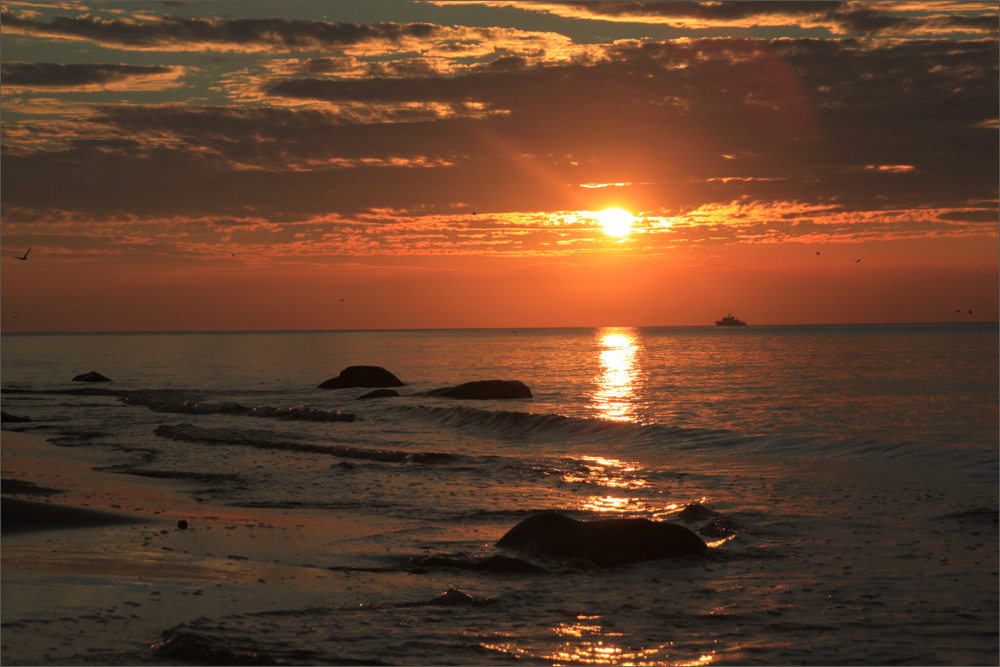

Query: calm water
2,323,997,665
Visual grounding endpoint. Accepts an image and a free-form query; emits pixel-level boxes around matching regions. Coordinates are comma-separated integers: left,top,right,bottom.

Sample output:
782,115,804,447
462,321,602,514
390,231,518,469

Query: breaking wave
397,403,998,476
154,424,453,464
123,392,355,422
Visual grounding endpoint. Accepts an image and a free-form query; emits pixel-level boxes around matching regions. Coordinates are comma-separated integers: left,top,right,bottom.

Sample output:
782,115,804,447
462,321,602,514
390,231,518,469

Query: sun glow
596,208,635,238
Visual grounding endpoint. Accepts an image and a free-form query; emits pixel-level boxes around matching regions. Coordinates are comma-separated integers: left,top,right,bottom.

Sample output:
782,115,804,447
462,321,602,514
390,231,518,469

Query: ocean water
2,323,997,665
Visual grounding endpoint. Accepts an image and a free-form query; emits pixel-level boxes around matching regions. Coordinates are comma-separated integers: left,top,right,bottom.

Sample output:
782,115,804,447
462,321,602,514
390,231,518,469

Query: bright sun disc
597,208,634,238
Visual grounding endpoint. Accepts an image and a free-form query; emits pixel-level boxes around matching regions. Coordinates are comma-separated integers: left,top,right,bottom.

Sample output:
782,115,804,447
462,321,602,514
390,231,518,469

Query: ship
715,313,747,326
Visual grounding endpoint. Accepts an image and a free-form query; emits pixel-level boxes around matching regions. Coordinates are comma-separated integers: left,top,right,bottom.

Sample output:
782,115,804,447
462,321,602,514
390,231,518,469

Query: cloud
442,1,999,36
4,200,994,265
0,9,577,58
0,10,446,52
2,36,995,241
0,61,184,90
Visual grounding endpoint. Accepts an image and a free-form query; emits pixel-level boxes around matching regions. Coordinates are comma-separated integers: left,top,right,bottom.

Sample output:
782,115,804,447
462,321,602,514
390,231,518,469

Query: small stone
177,520,189,529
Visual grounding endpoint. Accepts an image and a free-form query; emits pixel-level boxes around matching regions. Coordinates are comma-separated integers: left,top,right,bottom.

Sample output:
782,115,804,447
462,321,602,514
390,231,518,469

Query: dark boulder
1,411,31,423
72,371,111,382
496,511,707,567
356,389,400,400
318,366,403,389
427,379,532,400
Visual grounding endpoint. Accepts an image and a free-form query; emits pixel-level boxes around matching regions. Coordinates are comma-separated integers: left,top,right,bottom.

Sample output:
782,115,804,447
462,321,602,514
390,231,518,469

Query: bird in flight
854,258,862,262
16,247,30,261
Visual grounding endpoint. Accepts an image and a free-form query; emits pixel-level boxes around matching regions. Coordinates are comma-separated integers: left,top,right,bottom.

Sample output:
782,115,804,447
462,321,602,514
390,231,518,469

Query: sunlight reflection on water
481,635,716,666
592,327,642,422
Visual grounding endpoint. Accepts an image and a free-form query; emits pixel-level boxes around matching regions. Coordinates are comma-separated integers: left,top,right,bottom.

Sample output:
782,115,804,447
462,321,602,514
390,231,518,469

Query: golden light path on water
499,327,725,665
481,632,716,666
591,327,641,423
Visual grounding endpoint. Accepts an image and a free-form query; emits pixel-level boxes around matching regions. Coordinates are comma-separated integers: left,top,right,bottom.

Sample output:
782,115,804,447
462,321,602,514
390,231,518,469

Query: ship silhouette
716,313,747,326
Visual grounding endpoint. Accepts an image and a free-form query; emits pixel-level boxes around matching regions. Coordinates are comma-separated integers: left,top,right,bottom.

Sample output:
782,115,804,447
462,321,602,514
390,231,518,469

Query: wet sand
0,429,423,665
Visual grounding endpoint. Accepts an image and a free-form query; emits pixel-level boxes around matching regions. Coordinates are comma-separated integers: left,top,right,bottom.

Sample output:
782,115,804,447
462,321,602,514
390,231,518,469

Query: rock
496,511,707,567
677,503,722,522
318,366,403,389
1,411,31,423
356,389,400,400
177,520,189,530
72,371,112,382
426,379,532,400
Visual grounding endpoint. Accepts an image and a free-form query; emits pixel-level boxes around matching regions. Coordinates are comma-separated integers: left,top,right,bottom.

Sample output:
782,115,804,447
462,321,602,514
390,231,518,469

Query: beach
1,429,429,665
1,325,997,665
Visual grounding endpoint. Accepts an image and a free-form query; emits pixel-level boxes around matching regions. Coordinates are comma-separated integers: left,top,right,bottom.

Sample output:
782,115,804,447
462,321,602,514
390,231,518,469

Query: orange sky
2,1,997,331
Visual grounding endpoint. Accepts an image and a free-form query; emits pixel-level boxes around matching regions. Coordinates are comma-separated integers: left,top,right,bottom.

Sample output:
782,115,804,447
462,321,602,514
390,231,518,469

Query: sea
1,323,997,665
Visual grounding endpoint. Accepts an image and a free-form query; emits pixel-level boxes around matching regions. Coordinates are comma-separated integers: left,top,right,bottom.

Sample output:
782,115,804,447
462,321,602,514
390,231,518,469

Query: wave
398,404,999,476
122,392,355,422
399,404,761,452
2,387,356,423
154,423,453,464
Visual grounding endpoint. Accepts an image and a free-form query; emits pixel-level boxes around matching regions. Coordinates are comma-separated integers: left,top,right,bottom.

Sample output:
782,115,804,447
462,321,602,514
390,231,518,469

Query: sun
597,208,635,238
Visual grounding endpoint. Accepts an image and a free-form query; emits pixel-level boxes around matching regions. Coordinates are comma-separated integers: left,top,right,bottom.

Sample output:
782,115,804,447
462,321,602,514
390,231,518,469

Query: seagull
854,258,862,262
16,247,30,261
816,252,820,255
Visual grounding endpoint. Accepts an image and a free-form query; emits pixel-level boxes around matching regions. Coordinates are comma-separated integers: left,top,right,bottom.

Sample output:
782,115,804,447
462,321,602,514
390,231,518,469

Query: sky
1,0,997,332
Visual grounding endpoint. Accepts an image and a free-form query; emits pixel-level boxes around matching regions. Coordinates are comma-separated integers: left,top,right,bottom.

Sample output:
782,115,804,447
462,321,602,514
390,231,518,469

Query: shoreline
0,428,429,665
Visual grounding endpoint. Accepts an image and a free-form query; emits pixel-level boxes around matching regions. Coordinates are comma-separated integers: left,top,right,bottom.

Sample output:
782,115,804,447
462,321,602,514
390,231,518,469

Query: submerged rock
318,366,403,389
677,503,722,522
72,371,112,382
496,511,707,567
427,379,532,400
406,588,497,606
356,389,400,400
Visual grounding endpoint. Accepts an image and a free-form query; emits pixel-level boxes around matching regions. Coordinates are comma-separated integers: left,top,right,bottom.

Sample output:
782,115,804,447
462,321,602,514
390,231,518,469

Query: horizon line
2,321,996,336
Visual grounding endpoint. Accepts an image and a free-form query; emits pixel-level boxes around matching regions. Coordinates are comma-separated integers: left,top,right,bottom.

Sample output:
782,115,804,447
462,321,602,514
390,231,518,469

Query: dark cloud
2,37,995,222
557,1,842,23
509,1,999,35
0,62,178,89
476,55,531,72
366,58,442,78
294,57,357,75
0,10,443,52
